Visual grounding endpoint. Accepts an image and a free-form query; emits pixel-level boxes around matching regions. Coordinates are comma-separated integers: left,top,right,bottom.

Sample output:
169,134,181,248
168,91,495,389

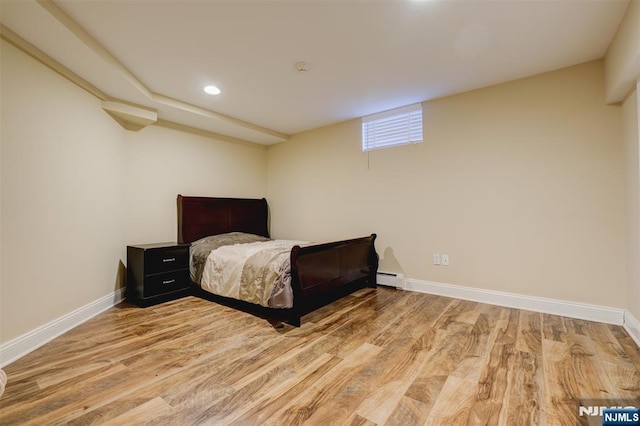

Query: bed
177,195,378,326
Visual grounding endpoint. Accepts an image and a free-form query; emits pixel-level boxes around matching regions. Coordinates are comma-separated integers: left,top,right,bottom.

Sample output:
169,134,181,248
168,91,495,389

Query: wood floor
1,287,639,425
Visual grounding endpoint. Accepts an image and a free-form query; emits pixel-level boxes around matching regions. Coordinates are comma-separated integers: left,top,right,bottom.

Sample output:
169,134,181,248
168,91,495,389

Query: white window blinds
362,103,423,151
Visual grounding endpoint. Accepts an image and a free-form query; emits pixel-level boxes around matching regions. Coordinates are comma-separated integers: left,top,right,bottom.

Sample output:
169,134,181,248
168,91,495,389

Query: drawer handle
162,258,176,263
162,279,176,285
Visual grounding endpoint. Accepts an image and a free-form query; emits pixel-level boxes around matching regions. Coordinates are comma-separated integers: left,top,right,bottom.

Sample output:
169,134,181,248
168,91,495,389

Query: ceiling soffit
1,0,288,145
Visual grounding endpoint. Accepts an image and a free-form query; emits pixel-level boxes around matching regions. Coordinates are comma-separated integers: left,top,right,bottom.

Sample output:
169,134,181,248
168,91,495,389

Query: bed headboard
177,195,269,243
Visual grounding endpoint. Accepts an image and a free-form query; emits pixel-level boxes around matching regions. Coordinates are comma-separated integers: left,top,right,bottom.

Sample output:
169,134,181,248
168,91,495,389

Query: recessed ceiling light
204,85,221,95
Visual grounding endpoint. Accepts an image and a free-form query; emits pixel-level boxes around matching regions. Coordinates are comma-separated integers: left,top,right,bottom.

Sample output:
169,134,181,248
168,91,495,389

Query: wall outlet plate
433,253,441,265
442,254,449,266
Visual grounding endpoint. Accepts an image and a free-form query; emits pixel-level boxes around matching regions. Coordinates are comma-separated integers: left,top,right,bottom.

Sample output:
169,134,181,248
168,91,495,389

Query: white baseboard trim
0,288,125,367
624,310,640,347
404,278,625,326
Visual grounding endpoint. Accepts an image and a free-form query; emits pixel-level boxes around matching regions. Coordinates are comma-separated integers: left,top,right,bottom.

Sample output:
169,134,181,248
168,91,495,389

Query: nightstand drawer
144,269,190,297
145,246,189,274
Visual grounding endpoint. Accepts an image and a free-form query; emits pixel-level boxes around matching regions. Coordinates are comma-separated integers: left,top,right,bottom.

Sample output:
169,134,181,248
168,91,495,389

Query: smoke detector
294,61,309,72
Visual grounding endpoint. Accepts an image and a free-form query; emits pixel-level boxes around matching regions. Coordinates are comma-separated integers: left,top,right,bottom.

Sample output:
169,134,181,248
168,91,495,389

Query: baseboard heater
377,271,405,290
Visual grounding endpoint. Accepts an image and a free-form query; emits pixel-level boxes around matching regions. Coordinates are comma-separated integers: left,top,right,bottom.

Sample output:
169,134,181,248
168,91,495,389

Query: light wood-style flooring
1,287,639,425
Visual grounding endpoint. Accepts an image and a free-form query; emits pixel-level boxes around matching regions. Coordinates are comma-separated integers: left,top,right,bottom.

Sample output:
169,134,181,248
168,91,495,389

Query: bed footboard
289,234,378,326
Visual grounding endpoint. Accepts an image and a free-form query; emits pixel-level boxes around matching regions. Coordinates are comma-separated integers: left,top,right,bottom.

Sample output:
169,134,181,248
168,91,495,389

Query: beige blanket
200,239,305,308
190,232,270,283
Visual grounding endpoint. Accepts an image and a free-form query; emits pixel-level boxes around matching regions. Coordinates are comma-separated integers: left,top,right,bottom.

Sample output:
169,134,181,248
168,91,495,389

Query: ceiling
0,0,630,145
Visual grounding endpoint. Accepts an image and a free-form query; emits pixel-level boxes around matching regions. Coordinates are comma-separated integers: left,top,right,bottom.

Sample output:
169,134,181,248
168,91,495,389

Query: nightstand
127,242,191,307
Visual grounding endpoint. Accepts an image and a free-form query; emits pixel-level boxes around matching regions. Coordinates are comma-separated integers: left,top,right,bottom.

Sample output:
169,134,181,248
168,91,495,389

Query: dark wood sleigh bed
177,195,379,326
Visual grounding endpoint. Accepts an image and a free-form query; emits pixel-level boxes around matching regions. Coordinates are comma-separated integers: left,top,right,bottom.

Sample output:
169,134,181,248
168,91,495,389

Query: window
362,103,423,151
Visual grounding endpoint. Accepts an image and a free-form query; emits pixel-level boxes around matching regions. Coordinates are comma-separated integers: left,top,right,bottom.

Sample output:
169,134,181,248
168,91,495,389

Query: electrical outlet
442,254,449,266
433,254,441,265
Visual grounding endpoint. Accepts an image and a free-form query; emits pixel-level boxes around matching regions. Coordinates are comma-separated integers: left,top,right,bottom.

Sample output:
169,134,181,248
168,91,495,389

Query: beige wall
623,84,640,319
267,61,627,308
607,0,640,323
0,40,4,338
123,126,266,246
605,0,640,104
0,40,268,346
1,40,126,343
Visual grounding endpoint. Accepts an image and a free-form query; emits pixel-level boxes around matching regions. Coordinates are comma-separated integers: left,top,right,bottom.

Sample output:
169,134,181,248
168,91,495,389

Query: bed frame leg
368,234,379,289
367,271,378,288
288,314,301,327
368,271,377,288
